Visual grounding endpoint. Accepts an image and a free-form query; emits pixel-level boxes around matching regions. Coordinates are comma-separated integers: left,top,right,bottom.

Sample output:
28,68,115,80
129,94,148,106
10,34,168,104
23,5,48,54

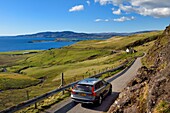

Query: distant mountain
16,30,157,39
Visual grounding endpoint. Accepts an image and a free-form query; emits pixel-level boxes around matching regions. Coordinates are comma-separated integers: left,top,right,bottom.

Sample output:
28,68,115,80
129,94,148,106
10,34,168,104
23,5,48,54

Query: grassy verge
0,50,41,55
0,73,40,90
154,101,170,113
139,84,148,112
16,91,71,113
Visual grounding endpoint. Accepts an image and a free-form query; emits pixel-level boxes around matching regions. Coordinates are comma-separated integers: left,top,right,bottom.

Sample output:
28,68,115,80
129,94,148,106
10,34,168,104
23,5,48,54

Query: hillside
109,25,170,113
0,31,162,111
16,30,156,39
67,31,161,50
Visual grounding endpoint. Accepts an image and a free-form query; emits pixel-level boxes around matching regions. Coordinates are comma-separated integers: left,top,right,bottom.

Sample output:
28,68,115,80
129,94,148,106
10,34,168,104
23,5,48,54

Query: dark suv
71,78,112,105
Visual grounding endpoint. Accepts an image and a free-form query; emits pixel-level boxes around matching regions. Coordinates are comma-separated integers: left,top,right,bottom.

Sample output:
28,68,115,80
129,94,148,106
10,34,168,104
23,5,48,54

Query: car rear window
74,84,92,92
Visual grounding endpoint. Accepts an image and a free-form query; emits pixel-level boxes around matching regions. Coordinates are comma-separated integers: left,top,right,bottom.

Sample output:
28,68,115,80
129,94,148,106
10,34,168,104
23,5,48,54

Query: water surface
0,37,75,52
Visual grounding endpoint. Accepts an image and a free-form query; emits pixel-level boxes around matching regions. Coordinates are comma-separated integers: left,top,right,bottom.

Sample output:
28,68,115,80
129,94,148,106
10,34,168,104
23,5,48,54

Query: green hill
0,31,162,110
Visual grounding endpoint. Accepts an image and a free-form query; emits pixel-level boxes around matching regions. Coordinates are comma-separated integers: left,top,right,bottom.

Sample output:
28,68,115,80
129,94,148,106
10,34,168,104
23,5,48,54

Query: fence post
61,73,64,94
35,102,37,109
26,90,29,100
34,96,37,109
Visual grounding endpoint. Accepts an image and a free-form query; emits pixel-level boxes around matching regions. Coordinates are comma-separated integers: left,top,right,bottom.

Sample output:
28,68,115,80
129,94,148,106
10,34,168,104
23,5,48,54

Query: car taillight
71,85,77,94
91,86,96,96
71,90,76,94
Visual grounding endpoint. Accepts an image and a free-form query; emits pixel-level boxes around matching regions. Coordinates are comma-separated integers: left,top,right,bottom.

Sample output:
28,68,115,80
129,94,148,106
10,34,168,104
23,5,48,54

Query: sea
0,37,75,52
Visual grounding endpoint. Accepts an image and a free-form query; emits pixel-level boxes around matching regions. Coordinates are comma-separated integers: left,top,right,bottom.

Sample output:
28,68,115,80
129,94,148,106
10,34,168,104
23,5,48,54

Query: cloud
120,4,170,18
94,0,111,5
95,18,110,22
86,1,90,6
113,16,135,22
94,0,122,5
95,19,103,22
69,5,84,12
105,19,109,22
94,0,170,18
137,7,170,18
130,0,170,9
112,8,121,15
119,4,135,13
95,16,135,22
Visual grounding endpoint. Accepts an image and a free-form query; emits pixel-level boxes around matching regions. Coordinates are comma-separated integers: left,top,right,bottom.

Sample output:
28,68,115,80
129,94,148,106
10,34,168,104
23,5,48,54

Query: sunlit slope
68,31,162,49
0,31,162,110
0,73,40,90
5,31,162,80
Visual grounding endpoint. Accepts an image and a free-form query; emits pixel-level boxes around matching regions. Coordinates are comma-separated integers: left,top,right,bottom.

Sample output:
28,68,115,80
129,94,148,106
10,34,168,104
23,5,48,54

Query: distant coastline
0,37,75,52
0,30,157,52
28,38,82,43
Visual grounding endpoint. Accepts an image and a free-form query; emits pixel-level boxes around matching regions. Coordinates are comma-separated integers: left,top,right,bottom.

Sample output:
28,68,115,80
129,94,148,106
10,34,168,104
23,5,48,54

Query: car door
101,80,110,97
95,81,106,97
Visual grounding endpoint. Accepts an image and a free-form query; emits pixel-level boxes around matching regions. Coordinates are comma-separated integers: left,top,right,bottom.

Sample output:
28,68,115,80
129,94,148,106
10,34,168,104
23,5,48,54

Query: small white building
126,48,137,54
126,48,130,53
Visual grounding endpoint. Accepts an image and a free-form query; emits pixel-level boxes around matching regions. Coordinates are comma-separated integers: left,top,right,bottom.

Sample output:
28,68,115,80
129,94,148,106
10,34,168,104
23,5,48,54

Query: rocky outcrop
108,25,170,113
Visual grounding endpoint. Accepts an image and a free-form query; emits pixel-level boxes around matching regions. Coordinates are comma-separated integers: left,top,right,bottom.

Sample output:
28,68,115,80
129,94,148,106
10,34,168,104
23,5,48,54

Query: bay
0,37,75,52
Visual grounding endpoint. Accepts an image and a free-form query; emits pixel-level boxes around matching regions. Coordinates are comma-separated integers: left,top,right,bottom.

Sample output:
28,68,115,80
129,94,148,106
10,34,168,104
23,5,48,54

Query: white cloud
119,4,135,13
113,16,135,22
138,7,170,18
94,0,111,5
95,16,135,22
130,0,170,9
94,0,122,5
87,1,90,6
95,18,110,22
95,19,103,22
120,4,170,18
94,0,170,18
112,9,121,15
105,19,109,22
69,5,84,12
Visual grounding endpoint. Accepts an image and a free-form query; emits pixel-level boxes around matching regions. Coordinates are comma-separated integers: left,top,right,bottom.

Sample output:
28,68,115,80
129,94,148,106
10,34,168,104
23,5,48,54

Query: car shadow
54,100,78,113
53,92,119,113
81,92,119,112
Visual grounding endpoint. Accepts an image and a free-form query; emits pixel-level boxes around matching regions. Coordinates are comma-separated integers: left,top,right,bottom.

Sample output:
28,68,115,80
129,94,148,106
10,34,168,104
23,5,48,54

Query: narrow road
44,57,142,113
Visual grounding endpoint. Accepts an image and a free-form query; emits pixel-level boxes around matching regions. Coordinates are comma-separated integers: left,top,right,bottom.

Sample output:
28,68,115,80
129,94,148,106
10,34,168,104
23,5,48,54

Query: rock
109,25,170,113
124,104,139,113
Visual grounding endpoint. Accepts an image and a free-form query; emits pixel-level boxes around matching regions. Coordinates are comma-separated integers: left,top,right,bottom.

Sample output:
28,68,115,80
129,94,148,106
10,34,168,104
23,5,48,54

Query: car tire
108,87,112,95
97,95,103,105
73,101,78,105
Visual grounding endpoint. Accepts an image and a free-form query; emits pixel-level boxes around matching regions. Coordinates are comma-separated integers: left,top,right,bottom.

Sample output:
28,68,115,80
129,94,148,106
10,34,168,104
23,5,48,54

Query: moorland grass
0,73,40,90
68,31,162,49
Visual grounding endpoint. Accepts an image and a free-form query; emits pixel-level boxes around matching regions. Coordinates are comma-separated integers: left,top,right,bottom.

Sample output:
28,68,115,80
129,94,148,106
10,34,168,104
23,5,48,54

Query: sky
0,0,170,36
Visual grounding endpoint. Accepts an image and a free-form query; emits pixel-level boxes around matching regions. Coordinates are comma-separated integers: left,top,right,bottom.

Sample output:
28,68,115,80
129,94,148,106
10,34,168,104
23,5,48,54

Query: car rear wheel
98,96,103,105
108,87,112,95
72,101,78,105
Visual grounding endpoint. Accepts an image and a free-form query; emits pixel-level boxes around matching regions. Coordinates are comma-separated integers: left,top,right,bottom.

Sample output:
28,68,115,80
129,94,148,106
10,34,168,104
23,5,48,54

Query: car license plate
80,93,86,96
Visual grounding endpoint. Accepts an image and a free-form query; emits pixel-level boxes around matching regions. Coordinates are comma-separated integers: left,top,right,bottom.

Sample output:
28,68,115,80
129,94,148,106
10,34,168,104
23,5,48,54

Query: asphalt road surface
43,57,142,113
